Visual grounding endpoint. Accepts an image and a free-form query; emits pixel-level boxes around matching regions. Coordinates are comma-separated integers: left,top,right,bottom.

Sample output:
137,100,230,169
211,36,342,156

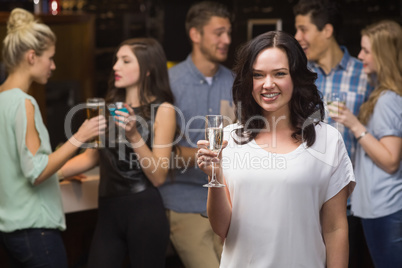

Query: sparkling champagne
205,127,223,153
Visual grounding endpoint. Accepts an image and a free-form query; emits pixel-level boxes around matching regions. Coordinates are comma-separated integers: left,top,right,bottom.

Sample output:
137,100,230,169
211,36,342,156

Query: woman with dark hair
59,38,176,267
197,31,355,267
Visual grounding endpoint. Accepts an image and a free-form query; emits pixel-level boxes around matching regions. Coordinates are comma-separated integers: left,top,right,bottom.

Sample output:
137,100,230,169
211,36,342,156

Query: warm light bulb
51,0,59,15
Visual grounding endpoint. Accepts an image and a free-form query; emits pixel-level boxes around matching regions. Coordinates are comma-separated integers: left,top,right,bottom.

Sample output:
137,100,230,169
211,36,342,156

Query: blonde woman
329,20,402,267
0,8,105,267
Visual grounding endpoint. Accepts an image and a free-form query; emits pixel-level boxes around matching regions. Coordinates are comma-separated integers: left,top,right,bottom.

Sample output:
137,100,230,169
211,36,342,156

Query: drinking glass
326,92,346,107
203,115,225,188
108,102,128,143
86,98,105,148
325,92,347,117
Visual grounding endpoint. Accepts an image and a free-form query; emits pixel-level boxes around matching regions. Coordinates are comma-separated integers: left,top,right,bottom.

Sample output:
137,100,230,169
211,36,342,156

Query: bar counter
60,167,100,213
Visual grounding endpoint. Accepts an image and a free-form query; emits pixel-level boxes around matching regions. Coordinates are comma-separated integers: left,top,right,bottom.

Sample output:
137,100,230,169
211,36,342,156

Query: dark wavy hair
232,31,324,147
106,38,174,118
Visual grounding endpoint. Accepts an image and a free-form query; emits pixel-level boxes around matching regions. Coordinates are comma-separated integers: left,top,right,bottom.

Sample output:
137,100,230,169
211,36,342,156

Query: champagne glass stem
210,163,216,184
203,157,224,187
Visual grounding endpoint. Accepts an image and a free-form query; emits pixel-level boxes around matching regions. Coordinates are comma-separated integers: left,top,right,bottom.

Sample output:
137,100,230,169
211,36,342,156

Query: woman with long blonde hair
329,20,402,268
0,8,105,267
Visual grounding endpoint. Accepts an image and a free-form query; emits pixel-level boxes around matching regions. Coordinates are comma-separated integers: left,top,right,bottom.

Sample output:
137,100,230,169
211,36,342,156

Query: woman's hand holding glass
113,104,141,144
197,140,228,187
327,102,359,130
325,92,346,120
73,115,107,147
108,102,129,143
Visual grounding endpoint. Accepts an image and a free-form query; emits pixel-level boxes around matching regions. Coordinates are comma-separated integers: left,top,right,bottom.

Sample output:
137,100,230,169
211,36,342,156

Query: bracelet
356,130,369,141
57,170,65,181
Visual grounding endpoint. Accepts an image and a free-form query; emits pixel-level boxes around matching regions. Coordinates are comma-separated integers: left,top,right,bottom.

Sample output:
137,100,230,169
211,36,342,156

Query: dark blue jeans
361,209,402,268
0,228,68,268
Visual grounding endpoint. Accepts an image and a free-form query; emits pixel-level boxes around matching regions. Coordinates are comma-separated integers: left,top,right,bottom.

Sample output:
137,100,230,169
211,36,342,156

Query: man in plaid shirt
294,0,373,163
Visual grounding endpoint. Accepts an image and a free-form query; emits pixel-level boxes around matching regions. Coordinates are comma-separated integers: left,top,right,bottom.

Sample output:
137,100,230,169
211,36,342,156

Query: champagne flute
86,98,105,148
108,102,128,143
203,115,225,188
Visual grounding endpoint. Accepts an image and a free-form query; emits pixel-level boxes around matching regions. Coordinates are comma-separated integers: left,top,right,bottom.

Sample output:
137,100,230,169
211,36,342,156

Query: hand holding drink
326,92,347,116
203,115,225,188
108,102,129,143
69,106,106,148
325,91,357,129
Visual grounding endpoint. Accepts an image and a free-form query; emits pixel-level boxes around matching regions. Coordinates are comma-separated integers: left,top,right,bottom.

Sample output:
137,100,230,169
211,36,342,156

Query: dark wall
163,0,402,69
163,0,234,63
2,0,401,92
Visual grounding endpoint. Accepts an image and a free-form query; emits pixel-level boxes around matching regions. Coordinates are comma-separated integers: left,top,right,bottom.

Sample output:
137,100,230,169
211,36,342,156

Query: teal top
0,88,65,232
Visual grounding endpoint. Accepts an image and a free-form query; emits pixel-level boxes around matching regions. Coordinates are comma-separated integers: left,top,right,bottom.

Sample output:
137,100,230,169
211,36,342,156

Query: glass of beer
86,98,105,148
325,92,347,116
326,92,346,106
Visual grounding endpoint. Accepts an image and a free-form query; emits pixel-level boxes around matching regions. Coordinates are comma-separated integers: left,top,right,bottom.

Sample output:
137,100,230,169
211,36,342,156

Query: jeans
0,228,68,268
361,209,402,268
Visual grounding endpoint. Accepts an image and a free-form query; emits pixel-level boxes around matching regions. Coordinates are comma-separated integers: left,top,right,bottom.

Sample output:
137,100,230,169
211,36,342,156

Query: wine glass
108,102,128,143
203,115,225,188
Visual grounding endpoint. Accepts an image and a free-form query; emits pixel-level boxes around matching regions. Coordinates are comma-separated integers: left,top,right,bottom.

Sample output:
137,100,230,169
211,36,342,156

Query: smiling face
195,16,231,63
294,14,328,62
358,35,377,75
113,45,141,89
32,45,56,84
252,47,294,118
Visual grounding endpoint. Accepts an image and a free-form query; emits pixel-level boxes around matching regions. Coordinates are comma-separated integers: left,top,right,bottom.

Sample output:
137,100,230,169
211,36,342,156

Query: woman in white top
197,31,355,267
328,20,402,268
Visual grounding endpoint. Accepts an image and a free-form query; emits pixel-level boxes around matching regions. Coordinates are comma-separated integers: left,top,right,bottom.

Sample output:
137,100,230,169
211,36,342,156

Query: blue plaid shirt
308,46,373,163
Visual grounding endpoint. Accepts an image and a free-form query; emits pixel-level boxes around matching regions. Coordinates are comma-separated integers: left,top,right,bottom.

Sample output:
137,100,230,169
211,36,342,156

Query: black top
98,102,160,198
